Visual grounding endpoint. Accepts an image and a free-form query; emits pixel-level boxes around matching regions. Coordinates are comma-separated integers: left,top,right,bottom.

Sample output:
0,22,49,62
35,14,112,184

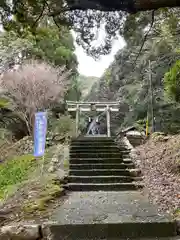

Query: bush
47,115,76,144
164,60,180,102
0,128,13,143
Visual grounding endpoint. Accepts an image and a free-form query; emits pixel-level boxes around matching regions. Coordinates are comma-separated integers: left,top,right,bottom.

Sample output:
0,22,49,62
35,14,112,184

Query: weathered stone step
69,169,140,176
71,139,115,146
70,152,126,158
70,149,121,154
72,137,114,142
68,175,142,183
69,163,135,170
71,143,127,149
70,149,130,154
71,138,114,143
48,222,177,239
66,183,144,191
70,146,126,152
69,158,125,164
71,143,116,148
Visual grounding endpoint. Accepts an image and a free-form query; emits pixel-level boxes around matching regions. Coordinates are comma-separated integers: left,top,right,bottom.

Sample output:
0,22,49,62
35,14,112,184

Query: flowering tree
0,60,70,135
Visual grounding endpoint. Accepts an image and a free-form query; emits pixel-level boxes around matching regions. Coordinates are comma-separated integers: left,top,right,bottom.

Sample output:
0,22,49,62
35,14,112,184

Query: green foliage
87,8,180,134
54,115,76,137
104,69,111,86
164,60,180,102
0,154,36,199
0,98,9,108
65,77,82,101
30,25,77,72
78,75,99,98
1,0,180,57
0,24,77,71
49,115,76,138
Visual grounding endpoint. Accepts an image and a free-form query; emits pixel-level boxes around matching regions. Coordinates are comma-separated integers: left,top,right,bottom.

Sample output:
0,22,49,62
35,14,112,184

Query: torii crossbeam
66,101,120,137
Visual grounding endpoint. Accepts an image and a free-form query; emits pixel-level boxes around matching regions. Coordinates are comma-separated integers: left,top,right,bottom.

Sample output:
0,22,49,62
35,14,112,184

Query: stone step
69,169,140,177
71,137,114,142
68,175,142,183
65,183,144,191
69,158,125,164
69,163,135,170
69,158,132,164
71,143,116,148
71,138,114,143
70,149,121,154
70,143,127,149
70,152,127,158
70,146,126,152
71,139,115,145
70,149,130,154
48,222,177,239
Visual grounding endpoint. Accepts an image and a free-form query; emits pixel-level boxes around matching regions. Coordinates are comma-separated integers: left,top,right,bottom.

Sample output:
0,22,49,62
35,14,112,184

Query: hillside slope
78,75,99,99
135,133,180,219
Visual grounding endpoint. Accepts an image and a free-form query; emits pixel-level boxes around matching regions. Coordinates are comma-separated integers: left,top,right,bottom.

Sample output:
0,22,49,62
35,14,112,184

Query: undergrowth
0,145,58,201
0,154,37,200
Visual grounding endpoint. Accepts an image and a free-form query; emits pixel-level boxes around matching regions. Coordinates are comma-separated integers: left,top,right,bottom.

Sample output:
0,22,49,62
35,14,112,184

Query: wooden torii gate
66,101,120,137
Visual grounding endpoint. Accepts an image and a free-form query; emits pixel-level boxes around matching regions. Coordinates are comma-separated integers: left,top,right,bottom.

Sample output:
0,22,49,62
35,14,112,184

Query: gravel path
52,191,171,224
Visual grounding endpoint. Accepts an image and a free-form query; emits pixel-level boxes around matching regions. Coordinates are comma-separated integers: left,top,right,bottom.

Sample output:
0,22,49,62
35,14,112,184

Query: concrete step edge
47,222,177,238
68,175,142,179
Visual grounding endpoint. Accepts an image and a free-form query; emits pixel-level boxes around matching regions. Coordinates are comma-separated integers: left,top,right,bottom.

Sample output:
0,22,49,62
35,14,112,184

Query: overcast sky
74,35,125,78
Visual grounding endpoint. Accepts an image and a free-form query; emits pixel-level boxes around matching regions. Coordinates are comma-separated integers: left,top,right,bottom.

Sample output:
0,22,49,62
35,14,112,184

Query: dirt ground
135,134,180,218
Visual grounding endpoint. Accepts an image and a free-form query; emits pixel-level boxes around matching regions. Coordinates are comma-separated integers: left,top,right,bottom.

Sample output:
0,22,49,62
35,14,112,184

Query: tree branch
32,0,47,29
133,10,155,68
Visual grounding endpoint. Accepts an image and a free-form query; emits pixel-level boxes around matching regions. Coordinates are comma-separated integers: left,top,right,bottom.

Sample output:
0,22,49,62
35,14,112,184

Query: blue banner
34,112,47,157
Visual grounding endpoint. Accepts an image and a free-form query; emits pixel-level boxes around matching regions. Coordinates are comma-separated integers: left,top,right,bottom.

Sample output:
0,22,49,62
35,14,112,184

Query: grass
0,154,37,200
174,208,180,218
63,158,69,169
0,143,67,222
0,145,58,200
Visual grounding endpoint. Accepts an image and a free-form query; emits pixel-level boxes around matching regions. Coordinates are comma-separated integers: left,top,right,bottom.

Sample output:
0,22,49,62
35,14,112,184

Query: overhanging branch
66,0,180,12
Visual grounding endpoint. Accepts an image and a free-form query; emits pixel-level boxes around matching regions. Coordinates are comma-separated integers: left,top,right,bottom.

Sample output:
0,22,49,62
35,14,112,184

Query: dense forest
86,9,180,134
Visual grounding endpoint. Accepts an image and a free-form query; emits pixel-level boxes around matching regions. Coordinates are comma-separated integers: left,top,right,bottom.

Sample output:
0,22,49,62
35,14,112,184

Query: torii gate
66,101,120,137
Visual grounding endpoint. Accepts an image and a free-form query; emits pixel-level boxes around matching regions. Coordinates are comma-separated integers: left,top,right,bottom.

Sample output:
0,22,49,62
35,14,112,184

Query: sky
74,34,126,78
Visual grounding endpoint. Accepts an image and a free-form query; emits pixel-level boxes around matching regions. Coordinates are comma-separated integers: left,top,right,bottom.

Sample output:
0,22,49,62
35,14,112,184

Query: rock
163,136,169,141
48,165,56,173
176,219,180,235
0,224,41,240
51,158,59,163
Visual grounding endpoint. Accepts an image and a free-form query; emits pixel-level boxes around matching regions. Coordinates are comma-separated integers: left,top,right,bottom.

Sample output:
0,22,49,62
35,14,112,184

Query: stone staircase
51,137,178,239
66,136,143,192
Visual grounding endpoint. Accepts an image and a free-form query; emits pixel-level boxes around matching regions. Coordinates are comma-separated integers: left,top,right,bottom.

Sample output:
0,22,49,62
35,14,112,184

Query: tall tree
1,0,180,57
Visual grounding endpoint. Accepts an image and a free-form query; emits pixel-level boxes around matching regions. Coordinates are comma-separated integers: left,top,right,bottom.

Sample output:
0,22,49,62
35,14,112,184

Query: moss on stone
63,158,69,169
22,180,64,214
